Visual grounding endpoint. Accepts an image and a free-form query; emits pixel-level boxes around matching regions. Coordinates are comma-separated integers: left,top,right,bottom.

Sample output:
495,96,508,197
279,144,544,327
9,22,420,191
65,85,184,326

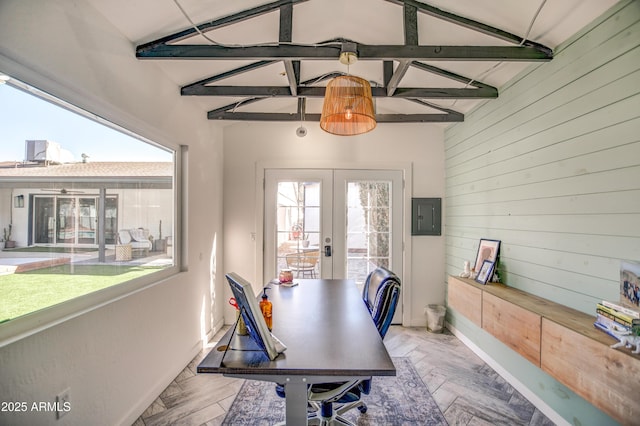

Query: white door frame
255,160,413,327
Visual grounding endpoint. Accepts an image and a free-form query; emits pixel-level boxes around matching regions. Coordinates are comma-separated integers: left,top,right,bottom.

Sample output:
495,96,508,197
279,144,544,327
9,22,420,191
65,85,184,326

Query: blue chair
305,267,401,425
362,266,402,339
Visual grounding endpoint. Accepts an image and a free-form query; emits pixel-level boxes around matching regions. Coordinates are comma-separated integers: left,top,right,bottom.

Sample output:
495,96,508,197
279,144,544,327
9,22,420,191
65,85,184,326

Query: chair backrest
285,251,319,268
362,266,401,339
301,251,320,267
118,229,131,244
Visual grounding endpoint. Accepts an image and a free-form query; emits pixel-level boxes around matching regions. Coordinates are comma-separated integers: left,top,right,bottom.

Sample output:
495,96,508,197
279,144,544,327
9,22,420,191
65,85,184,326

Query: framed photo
475,260,495,285
620,260,640,309
473,238,501,277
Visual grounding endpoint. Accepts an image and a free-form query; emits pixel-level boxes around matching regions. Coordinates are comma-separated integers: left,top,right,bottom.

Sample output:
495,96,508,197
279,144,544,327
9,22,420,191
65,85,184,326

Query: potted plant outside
3,225,15,249
153,220,166,252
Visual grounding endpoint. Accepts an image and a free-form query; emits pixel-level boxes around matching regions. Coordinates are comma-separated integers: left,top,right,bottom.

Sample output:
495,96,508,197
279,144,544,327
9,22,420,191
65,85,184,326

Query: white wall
0,188,11,241
222,121,446,326
444,2,640,425
0,1,224,425
118,188,173,239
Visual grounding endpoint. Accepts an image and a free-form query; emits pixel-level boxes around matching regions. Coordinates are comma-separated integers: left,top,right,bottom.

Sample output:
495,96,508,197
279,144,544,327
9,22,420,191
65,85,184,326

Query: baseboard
446,322,569,426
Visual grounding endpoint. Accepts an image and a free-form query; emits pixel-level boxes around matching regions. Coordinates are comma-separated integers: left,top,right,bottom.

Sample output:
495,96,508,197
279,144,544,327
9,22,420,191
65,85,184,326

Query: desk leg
284,379,308,425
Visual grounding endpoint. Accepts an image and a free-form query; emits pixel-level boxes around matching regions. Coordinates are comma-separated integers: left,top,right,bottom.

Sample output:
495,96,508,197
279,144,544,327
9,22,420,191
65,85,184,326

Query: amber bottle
260,288,273,331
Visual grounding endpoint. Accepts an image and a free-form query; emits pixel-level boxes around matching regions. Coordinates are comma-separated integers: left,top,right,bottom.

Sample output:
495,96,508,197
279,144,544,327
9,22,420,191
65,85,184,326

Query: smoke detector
296,126,308,138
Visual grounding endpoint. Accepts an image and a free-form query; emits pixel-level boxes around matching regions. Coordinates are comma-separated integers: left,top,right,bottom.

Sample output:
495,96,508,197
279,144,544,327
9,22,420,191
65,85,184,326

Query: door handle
324,245,332,257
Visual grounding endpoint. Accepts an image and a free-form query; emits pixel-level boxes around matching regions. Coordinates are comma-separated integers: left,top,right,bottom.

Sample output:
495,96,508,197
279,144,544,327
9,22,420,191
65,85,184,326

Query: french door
264,168,403,318
32,195,118,245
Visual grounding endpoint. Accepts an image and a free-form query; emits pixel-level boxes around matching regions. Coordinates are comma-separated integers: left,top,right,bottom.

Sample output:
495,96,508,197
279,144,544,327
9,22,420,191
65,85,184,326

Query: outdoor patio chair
285,250,319,278
117,228,152,257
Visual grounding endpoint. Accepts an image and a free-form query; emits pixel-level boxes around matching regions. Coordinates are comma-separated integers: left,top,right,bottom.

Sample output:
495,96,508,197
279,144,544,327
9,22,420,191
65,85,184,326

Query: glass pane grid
345,179,392,285
275,181,321,278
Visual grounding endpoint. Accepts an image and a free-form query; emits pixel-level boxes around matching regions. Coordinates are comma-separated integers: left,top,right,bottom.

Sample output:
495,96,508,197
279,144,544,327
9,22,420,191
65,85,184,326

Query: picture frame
475,260,495,285
473,238,501,278
620,260,640,309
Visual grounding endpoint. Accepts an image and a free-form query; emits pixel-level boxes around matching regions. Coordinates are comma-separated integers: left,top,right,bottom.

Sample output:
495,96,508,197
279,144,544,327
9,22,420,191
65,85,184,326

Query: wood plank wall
444,1,640,316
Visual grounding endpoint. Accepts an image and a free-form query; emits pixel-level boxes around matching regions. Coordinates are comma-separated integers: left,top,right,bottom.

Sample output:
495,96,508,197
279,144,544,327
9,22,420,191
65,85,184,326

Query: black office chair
305,267,401,425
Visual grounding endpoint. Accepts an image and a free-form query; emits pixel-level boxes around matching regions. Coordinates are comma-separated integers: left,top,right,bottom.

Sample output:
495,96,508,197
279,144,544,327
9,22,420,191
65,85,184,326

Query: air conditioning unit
25,140,62,163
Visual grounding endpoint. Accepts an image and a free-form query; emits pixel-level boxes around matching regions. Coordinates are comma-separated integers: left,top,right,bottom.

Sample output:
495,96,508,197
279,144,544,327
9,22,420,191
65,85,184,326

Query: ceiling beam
207,111,463,122
137,43,552,61
182,85,497,99
392,87,496,98
181,60,275,92
384,0,552,55
207,97,266,116
383,61,394,87
137,0,309,51
408,98,463,116
403,3,419,45
387,3,418,97
279,3,299,96
137,1,557,124
409,61,495,90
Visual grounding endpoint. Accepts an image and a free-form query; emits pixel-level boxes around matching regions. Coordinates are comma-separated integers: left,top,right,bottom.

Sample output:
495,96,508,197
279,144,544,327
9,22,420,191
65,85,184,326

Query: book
594,313,630,340
596,303,640,329
601,300,640,319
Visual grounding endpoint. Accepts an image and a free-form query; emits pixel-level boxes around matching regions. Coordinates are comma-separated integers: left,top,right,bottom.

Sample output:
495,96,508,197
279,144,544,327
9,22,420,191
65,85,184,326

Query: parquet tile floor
133,326,556,426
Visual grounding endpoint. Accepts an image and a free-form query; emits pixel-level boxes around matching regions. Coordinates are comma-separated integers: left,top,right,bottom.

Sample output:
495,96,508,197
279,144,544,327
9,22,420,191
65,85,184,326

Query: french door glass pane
346,181,392,291
105,197,118,244
34,196,55,244
56,198,76,243
78,198,96,244
276,181,321,278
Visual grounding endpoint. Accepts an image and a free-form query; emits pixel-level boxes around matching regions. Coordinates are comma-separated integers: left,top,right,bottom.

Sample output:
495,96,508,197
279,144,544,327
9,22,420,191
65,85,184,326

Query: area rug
222,357,448,425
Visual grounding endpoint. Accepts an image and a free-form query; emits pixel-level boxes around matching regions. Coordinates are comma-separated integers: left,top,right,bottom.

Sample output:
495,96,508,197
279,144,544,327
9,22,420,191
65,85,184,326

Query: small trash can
426,304,446,333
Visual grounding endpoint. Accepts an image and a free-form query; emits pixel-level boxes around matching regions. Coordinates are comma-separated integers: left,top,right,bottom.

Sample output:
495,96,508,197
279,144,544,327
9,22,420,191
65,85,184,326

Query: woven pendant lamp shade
320,75,376,136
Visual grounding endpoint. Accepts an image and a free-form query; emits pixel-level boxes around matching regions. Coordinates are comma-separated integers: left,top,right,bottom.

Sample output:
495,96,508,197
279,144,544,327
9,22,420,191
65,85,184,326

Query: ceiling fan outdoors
39,188,86,195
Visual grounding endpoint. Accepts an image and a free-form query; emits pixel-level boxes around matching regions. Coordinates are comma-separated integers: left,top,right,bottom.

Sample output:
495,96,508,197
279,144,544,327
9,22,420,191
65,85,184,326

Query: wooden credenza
447,275,640,424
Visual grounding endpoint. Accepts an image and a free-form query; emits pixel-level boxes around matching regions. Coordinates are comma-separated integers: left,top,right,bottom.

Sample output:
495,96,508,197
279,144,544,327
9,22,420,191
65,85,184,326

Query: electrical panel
411,198,441,236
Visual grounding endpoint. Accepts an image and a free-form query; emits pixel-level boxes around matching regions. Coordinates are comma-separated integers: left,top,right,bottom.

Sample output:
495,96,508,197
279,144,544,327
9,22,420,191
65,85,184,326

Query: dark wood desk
198,279,396,425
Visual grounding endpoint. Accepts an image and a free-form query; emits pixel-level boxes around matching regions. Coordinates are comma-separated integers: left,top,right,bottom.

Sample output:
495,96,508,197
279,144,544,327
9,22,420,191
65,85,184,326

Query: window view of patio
0,78,175,324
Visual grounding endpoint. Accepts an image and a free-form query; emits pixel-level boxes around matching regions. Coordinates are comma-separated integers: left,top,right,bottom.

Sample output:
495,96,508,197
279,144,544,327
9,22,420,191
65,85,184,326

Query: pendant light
320,46,376,136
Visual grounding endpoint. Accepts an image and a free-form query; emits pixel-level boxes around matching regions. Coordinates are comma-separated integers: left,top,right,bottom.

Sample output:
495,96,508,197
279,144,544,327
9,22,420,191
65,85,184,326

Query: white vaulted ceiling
87,0,618,124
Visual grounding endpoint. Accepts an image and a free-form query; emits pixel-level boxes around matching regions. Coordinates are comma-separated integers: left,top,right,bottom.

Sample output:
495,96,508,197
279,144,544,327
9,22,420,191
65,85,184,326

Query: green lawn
0,264,162,323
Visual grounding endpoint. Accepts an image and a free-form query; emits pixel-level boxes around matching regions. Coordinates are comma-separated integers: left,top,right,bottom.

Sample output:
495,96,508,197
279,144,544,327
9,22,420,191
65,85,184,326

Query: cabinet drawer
447,276,482,327
541,318,640,424
482,292,541,366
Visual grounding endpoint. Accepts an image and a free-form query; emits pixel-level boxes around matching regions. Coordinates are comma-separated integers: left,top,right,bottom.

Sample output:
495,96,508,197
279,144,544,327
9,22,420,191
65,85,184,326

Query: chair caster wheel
358,405,367,414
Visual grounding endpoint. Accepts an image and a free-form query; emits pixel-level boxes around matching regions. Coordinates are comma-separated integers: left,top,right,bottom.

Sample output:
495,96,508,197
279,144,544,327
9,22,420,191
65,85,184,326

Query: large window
0,75,176,325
